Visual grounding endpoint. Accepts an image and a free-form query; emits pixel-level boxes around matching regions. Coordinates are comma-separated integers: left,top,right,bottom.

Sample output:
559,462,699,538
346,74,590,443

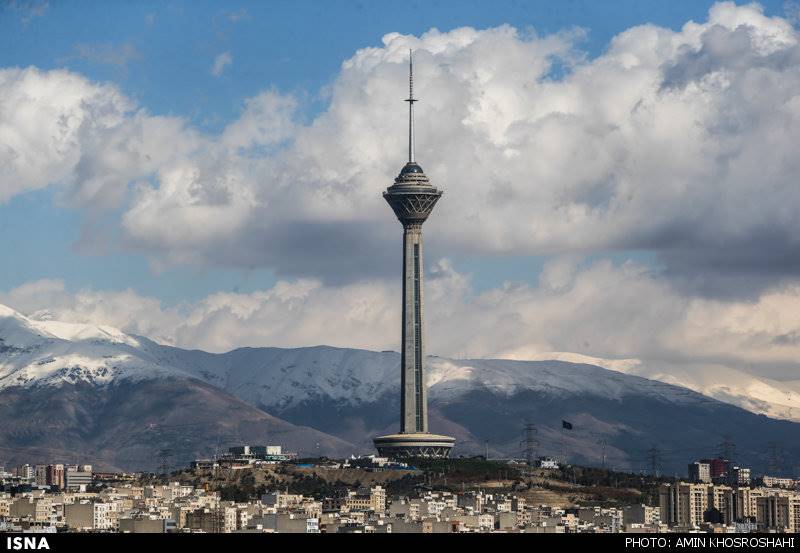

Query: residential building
623,504,660,526
47,465,65,490
688,462,711,483
659,483,709,528
64,501,114,531
34,465,48,486
762,476,796,489
185,506,237,533
65,465,92,491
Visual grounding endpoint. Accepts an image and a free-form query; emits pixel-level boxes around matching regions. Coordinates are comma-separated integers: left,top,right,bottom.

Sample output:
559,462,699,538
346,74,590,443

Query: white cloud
2,4,799,291
3,257,800,419
0,279,180,346
3,2,800,421
2,2,800,289
0,67,133,203
4,258,800,381
211,52,232,77
221,90,297,150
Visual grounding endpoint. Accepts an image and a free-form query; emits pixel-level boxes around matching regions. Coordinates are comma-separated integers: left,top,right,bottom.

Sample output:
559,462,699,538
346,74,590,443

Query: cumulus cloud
3,2,800,420
0,279,181,346
0,3,800,293
4,259,800,382
0,68,134,203
2,2,800,293
211,52,232,77
4,256,800,424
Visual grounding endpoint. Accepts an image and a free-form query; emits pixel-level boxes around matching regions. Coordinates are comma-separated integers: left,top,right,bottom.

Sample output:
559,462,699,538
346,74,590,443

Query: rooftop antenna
405,49,417,163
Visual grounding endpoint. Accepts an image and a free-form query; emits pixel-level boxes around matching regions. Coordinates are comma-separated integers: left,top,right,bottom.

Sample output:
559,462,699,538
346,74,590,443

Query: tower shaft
401,223,427,433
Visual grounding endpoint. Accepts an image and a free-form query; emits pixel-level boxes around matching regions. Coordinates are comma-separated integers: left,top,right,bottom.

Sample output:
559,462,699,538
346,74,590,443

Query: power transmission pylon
766,442,782,475
520,422,539,466
158,448,173,476
717,435,736,461
646,446,662,477
599,438,608,469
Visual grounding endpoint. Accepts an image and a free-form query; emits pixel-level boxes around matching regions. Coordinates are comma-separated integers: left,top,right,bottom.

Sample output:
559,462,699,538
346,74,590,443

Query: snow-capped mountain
513,351,800,424
0,304,179,388
144,345,800,474
161,348,709,411
2,304,799,475
0,305,356,470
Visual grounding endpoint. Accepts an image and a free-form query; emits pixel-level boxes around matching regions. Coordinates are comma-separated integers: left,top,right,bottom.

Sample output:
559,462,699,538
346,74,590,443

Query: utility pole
520,422,538,466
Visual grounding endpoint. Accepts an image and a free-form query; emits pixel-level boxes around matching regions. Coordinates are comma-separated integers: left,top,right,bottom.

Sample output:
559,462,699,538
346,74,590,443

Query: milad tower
373,53,456,459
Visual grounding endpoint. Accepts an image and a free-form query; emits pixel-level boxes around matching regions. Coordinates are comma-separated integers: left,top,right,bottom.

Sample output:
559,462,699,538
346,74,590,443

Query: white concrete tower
373,52,455,459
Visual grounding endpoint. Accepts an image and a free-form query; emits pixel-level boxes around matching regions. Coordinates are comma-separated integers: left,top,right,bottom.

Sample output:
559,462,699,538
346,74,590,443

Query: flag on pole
562,420,573,430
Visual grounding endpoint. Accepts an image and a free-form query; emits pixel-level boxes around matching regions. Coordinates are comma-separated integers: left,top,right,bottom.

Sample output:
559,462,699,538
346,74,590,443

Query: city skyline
4,449,800,534
2,0,800,538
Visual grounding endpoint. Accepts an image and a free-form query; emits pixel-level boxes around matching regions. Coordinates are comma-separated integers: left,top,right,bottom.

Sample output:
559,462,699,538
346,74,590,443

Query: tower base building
373,433,455,459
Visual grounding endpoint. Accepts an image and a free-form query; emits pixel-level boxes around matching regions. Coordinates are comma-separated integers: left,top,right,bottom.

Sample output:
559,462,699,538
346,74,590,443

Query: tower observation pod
372,52,456,459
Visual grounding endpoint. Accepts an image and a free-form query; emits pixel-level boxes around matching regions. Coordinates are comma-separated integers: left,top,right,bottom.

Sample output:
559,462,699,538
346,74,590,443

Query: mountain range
1,304,798,476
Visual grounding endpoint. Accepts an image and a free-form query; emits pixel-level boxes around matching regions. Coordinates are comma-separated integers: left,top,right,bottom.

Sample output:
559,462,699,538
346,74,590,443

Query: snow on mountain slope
2,303,798,423
508,350,800,423
138,342,402,410
632,365,800,423
426,357,707,405
0,305,181,388
143,345,713,414
0,305,359,468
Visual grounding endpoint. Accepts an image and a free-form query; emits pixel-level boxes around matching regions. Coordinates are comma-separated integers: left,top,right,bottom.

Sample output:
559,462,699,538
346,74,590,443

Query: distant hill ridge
1,304,798,475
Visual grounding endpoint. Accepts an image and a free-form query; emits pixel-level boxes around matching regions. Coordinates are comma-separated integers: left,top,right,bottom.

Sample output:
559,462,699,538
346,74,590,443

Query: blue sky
0,0,793,305
4,0,800,404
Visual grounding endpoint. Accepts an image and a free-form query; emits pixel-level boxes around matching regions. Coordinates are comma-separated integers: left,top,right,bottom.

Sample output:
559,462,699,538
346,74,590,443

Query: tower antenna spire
405,49,417,163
